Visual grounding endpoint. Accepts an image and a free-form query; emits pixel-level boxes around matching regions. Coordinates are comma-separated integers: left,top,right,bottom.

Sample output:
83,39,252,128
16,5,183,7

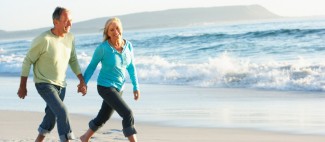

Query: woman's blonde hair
103,17,123,41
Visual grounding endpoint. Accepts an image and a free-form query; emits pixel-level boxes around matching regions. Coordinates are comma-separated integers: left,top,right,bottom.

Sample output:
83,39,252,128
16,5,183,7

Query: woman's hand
133,90,140,101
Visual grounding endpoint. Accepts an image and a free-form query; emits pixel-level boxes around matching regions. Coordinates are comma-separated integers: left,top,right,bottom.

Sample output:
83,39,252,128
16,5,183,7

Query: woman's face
107,21,122,40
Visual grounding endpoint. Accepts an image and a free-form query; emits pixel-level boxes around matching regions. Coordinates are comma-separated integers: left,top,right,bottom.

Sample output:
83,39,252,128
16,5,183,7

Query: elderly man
17,7,87,142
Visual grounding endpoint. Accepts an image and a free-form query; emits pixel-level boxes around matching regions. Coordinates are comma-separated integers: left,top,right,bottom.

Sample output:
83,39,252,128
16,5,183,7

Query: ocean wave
77,41,101,49
241,28,325,38
1,52,325,91
135,55,325,91
135,28,325,46
128,27,325,62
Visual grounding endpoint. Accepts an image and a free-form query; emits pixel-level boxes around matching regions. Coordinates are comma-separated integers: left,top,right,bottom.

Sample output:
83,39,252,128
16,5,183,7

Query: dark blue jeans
35,83,75,141
89,85,137,137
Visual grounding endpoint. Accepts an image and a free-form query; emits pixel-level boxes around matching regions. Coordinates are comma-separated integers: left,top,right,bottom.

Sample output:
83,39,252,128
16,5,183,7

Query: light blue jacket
83,40,139,91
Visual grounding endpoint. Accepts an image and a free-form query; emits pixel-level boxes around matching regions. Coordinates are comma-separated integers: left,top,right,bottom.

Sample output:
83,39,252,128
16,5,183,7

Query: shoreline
2,76,325,141
1,110,325,142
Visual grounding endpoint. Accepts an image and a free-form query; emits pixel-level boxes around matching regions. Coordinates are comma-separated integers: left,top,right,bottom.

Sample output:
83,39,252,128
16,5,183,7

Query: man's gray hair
52,7,68,21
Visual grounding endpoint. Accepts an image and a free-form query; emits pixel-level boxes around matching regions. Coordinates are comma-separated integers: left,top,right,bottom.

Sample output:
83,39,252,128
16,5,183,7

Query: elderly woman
80,17,140,142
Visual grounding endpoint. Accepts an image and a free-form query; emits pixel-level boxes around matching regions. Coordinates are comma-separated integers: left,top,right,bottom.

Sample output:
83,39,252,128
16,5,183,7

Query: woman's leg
97,86,137,140
81,85,137,142
127,134,137,142
80,100,114,142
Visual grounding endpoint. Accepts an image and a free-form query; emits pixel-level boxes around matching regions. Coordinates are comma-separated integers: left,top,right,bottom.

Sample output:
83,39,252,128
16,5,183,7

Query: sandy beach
1,76,325,141
0,110,324,142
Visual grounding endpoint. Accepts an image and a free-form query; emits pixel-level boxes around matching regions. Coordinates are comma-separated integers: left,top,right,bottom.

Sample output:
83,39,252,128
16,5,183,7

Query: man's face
55,11,72,34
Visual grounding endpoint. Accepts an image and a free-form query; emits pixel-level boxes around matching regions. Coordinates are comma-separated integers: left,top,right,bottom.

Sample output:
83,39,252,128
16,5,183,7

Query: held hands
77,82,87,96
133,90,140,101
77,74,87,96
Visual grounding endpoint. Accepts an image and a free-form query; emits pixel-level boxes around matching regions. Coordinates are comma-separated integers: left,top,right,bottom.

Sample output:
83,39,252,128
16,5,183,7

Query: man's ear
53,19,59,26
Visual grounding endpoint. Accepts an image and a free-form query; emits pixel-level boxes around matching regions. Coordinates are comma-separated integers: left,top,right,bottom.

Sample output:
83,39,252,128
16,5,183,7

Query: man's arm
18,34,47,99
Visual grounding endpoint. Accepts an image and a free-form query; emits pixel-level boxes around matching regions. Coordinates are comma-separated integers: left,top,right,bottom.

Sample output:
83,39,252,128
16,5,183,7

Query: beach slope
1,110,325,142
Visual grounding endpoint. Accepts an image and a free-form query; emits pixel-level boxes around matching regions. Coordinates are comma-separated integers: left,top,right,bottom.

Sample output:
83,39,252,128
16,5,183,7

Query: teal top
83,40,139,91
21,30,81,87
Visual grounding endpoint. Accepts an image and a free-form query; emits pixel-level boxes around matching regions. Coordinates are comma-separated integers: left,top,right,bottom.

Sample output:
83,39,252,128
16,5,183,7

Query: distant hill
0,5,281,40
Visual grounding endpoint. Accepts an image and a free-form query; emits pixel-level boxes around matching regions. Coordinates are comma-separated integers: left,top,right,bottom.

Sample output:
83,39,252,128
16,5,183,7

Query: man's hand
17,87,27,99
18,76,28,99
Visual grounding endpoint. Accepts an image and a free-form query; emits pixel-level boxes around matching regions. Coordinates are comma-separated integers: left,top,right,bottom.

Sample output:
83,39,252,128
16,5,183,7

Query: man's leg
35,83,75,141
35,134,45,142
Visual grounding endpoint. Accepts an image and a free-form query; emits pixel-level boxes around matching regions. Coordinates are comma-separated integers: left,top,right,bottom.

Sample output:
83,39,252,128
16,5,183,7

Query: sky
1,0,325,31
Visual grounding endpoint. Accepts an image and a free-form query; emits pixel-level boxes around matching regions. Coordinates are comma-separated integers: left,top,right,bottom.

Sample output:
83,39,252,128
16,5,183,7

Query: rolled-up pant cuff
59,132,76,142
89,120,103,132
123,126,137,137
38,126,51,136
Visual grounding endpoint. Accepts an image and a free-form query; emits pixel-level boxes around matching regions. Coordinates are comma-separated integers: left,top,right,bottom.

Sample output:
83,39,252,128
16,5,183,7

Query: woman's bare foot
128,134,137,142
80,134,89,142
80,129,94,142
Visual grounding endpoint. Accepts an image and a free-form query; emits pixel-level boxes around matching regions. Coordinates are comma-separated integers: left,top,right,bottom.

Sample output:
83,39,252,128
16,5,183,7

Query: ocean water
1,19,325,91
1,19,325,135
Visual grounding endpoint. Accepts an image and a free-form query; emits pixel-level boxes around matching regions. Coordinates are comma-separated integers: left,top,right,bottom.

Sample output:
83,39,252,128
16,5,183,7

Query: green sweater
21,30,81,87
